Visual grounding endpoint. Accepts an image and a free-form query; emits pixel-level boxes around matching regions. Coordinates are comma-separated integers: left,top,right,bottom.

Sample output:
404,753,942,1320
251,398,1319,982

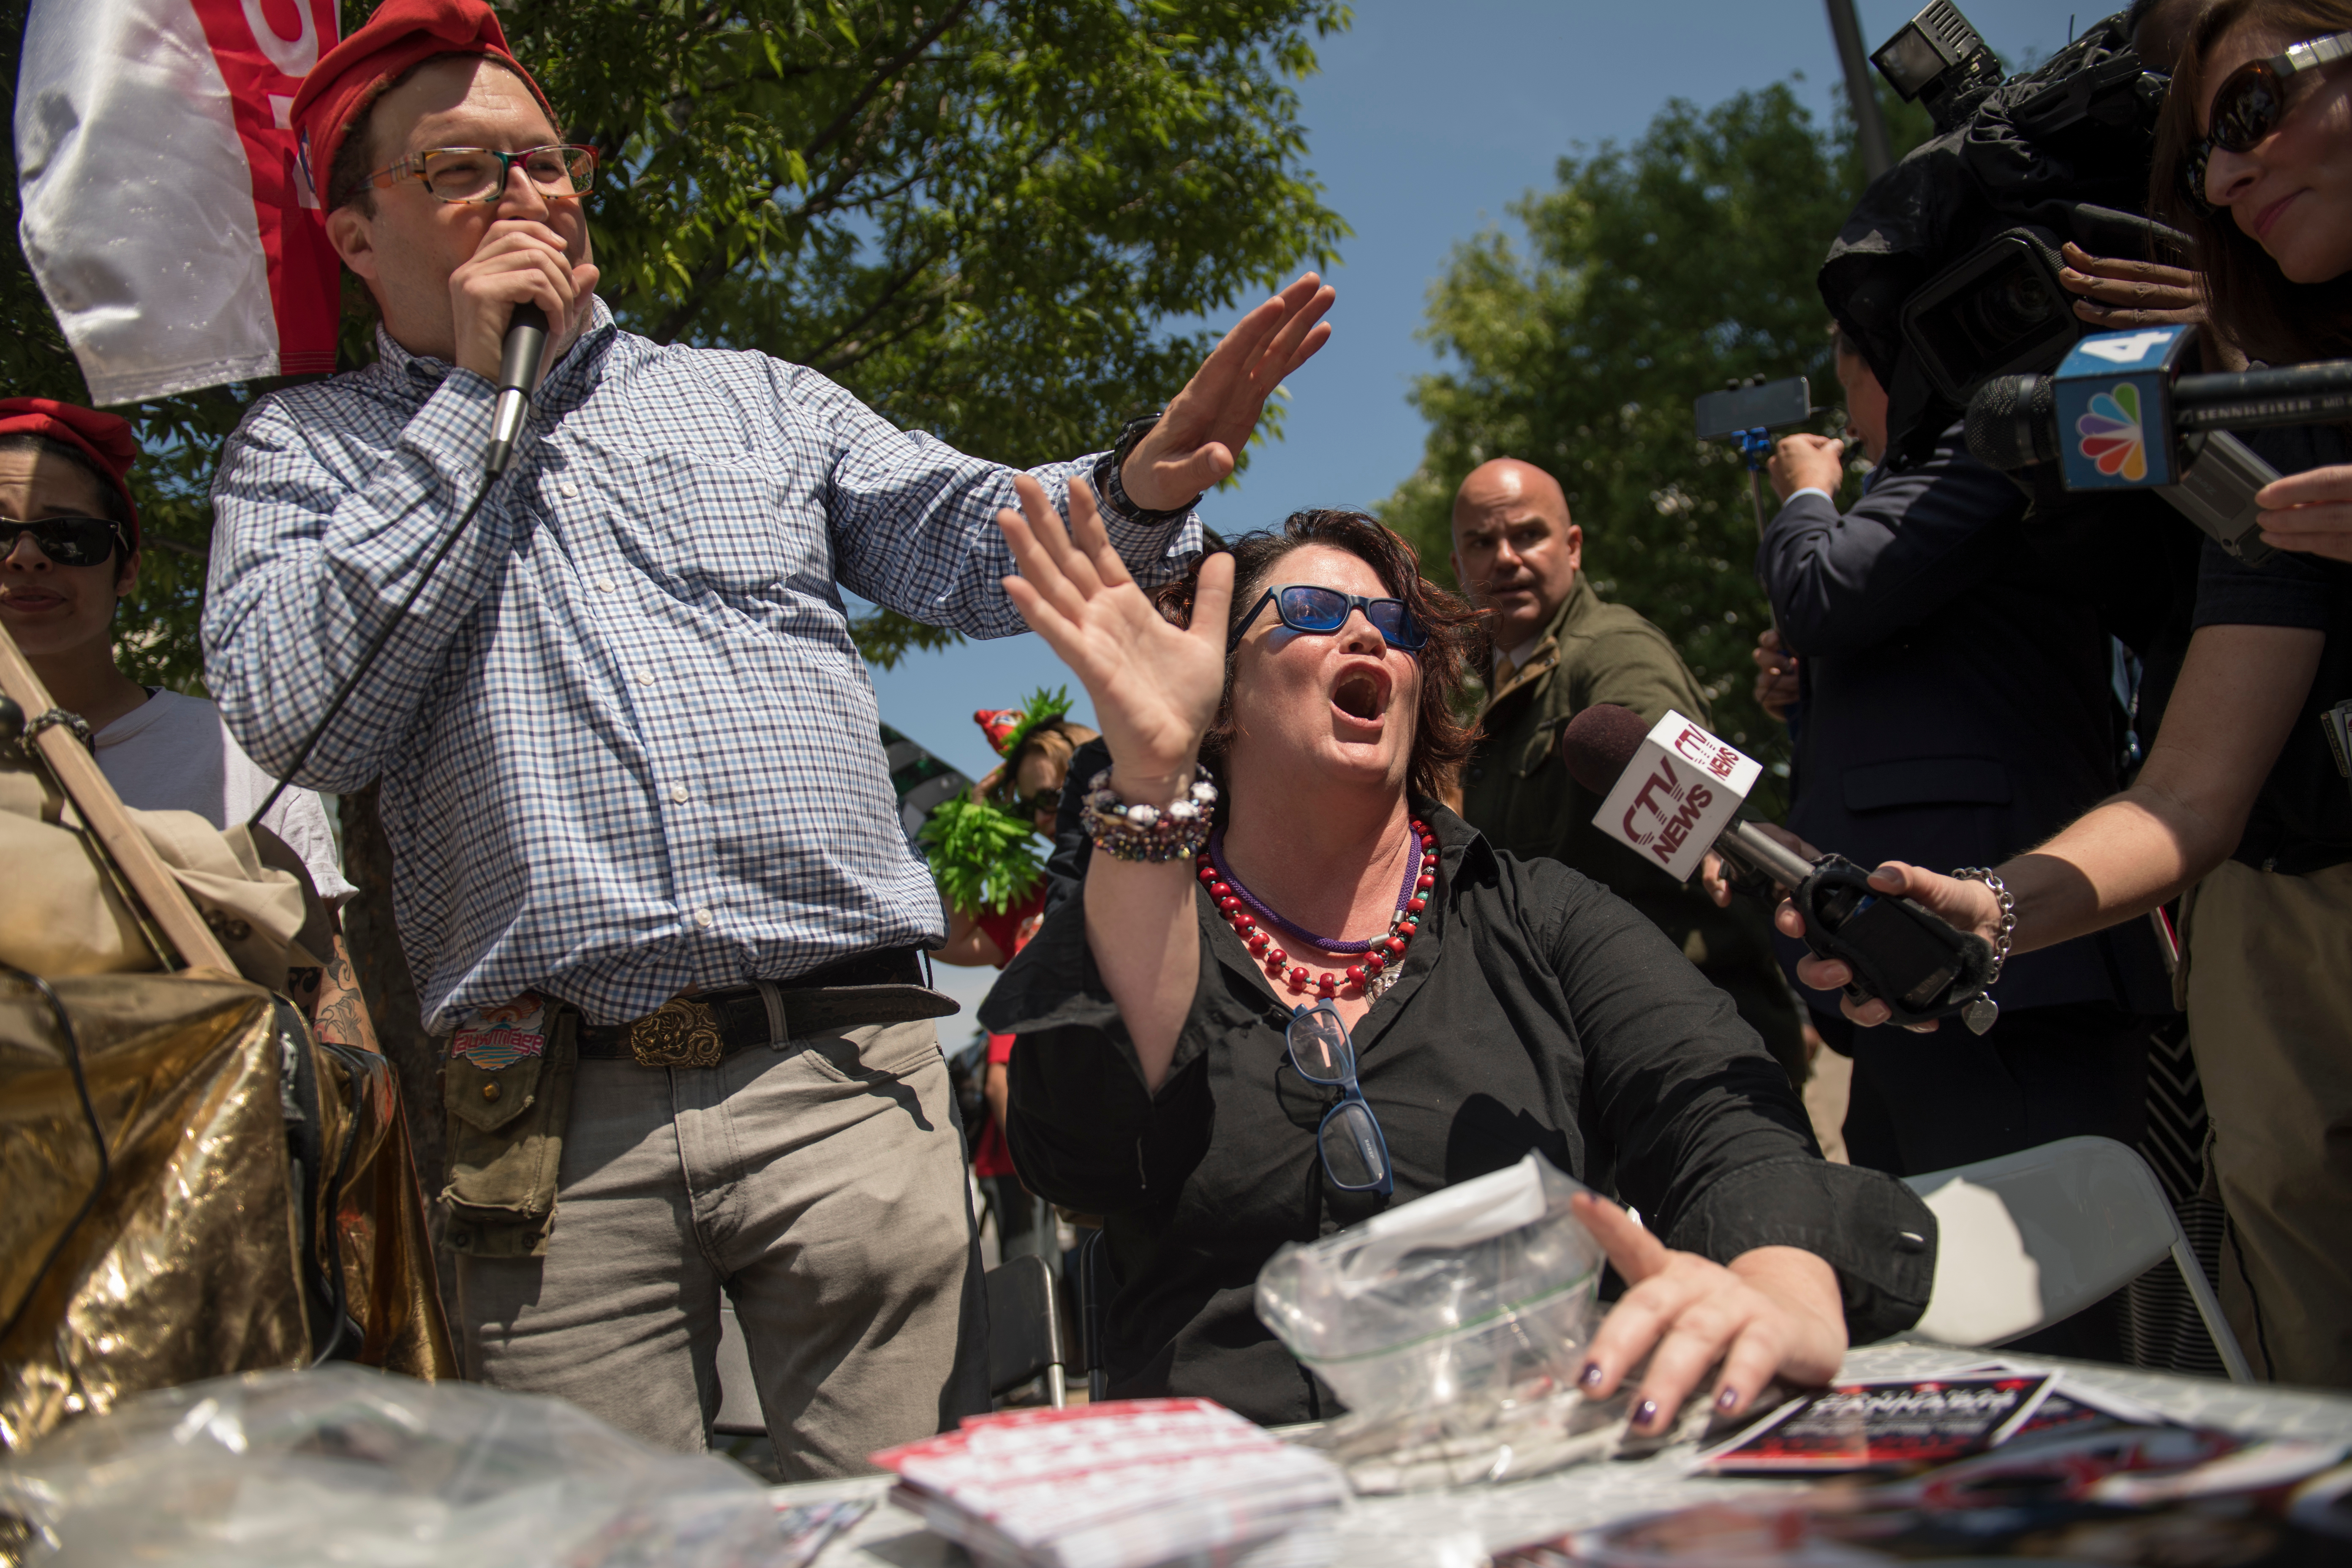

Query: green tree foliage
0,0,1349,683
1382,84,1930,781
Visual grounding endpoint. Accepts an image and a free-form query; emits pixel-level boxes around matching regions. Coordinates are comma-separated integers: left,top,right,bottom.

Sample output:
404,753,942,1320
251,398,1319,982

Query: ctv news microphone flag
15,0,342,406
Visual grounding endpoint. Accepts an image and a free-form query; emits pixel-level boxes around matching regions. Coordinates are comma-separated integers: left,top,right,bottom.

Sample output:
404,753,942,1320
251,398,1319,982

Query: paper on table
872,1399,1348,1568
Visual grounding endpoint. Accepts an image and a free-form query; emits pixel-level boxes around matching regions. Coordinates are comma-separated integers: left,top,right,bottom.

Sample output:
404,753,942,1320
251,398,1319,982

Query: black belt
574,946,956,1065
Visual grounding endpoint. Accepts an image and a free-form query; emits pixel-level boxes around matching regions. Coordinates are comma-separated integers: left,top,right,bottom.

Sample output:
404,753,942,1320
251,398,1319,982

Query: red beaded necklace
1195,818,1437,999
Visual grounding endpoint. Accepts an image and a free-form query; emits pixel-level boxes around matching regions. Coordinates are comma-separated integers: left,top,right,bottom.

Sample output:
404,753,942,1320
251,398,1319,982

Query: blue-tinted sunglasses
1228,585,1428,656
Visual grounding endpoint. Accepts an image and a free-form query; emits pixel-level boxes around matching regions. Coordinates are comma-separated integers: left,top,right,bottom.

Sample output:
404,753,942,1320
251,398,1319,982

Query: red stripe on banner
187,0,342,377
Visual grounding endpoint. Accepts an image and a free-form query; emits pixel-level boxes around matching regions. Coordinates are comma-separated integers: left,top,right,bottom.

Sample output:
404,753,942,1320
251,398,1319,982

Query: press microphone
482,301,549,477
1561,705,2001,1033
1967,357,2352,470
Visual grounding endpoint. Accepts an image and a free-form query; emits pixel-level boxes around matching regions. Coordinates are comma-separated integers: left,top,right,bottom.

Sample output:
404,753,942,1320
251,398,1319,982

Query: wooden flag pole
0,621,235,973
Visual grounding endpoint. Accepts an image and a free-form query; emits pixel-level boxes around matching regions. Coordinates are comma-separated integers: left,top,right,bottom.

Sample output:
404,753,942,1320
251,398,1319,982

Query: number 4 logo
2080,330,2178,365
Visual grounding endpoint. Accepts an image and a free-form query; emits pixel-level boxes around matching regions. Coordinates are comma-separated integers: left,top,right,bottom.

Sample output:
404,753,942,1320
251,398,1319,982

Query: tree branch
804,0,980,160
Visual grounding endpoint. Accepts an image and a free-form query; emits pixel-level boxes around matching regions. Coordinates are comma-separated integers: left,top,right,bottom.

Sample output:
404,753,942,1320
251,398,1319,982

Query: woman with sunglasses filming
1781,0,2352,1391
977,477,1935,1429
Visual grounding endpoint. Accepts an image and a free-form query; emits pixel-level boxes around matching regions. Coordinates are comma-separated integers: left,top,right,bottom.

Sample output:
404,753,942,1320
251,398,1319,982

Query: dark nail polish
1716,1386,1740,1412
1634,1399,1659,1429
1578,1362,1604,1390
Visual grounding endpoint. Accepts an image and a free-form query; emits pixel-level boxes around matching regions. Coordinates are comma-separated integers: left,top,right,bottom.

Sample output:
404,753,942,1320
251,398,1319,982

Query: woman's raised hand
996,475,1233,795
1569,1192,1846,1433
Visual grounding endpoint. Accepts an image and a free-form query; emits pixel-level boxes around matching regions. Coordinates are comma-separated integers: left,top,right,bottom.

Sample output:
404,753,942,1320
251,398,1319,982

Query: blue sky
869,0,2080,793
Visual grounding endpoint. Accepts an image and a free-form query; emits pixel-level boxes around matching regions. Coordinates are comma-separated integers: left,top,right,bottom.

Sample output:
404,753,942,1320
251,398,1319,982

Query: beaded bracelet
1081,766,1217,862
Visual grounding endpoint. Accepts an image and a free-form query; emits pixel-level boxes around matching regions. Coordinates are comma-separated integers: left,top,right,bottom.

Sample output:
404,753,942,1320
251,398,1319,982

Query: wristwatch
1093,408,1199,525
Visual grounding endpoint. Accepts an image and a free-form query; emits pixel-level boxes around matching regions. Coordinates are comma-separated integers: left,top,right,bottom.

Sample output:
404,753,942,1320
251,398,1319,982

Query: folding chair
1901,1134,2253,1381
1075,1226,1111,1402
987,1253,1068,1407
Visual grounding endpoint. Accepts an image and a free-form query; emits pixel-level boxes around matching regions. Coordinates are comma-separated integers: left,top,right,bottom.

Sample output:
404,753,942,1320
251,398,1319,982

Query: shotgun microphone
1561,704,2001,1033
483,302,549,477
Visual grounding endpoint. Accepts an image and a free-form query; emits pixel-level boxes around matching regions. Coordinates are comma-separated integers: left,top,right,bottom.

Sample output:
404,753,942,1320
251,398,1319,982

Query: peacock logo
2076,386,2148,482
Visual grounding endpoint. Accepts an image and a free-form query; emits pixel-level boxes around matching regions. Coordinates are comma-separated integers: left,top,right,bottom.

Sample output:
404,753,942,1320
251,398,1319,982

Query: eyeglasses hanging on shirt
1286,1002,1394,1197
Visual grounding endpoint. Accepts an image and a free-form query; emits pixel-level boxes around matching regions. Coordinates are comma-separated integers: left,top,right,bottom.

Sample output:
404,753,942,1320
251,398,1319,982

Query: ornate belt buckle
626,996,724,1067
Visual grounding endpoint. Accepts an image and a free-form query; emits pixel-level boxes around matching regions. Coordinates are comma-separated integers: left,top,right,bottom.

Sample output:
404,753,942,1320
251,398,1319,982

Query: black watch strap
1094,408,1197,525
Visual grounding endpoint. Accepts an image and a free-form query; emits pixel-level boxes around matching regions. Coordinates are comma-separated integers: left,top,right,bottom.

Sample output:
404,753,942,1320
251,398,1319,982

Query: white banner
16,0,341,405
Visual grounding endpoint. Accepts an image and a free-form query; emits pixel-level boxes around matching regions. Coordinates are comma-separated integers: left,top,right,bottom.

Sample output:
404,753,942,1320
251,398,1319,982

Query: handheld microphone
482,302,549,477
1561,705,2001,1033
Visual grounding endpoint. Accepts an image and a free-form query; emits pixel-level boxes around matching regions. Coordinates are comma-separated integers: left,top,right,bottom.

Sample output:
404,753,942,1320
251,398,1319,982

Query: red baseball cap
291,0,558,206
0,398,139,550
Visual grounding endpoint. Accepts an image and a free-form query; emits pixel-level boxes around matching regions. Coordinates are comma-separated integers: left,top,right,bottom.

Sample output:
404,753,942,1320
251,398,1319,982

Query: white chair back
1900,1135,2251,1381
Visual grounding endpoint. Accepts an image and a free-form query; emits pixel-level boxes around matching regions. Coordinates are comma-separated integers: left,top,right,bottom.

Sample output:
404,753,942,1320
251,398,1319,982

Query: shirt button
670,783,690,804
636,670,655,686
561,482,580,498
596,579,617,593
694,907,715,928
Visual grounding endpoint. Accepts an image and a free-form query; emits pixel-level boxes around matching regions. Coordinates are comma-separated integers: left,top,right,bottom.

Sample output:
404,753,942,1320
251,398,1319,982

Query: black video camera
1822,6,2179,473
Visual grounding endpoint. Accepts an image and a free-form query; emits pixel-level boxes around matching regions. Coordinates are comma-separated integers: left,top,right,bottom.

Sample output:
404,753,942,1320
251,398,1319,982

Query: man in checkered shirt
203,0,1332,1469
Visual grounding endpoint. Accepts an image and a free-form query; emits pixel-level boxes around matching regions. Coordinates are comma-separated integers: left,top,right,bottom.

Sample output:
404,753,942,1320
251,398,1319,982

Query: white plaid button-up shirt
205,299,1198,1031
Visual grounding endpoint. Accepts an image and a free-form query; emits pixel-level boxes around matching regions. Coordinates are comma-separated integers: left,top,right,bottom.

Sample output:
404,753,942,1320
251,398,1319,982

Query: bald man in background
1453,459,1807,1085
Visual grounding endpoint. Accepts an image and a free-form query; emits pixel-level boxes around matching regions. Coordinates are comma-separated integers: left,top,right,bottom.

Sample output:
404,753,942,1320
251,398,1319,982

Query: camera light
1872,2,1990,101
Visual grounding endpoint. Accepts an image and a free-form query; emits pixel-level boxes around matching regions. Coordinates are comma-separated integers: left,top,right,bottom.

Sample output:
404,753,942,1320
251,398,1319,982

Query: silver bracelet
1949,867,2016,1035
1081,766,1216,862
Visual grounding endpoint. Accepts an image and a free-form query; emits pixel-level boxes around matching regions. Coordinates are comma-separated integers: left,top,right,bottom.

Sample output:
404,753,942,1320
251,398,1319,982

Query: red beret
0,398,140,549
291,0,557,205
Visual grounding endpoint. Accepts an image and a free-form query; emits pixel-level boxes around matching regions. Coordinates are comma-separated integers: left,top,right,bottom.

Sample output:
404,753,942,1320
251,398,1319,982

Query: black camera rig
1822,5,2178,472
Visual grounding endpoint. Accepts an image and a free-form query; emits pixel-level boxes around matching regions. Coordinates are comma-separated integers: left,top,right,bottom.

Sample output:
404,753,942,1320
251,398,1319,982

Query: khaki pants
457,1019,989,1474
2179,858,2352,1388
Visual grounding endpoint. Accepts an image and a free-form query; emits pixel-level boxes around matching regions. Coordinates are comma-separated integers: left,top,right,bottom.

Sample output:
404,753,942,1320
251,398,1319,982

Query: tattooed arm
309,922,381,1051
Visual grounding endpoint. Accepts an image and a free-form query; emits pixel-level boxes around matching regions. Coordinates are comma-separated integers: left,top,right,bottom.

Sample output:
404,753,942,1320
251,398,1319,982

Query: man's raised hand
1767,433,1846,504
1119,273,1336,513
996,476,1232,796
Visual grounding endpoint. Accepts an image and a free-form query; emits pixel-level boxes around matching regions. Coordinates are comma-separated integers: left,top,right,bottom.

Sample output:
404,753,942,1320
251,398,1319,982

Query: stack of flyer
1497,1358,2352,1566
871,1398,1347,1568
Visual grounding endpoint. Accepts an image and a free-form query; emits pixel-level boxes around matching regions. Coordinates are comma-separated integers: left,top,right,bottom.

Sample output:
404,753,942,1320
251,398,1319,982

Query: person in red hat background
0,398,368,1043
928,691,1100,1268
199,0,1334,1470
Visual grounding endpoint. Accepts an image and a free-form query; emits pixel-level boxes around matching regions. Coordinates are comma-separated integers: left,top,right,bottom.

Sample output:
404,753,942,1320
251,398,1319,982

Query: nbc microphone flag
14,0,342,405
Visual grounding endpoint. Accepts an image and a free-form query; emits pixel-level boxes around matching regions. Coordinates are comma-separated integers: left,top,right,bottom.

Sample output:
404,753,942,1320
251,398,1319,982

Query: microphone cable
248,304,550,830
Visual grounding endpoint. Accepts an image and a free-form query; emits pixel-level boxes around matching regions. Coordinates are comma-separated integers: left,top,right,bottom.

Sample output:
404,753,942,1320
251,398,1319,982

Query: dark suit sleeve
1536,862,1935,1341
1759,434,2026,659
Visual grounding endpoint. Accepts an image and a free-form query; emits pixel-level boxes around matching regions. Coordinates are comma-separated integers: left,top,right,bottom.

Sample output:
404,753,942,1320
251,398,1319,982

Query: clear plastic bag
1254,1153,1614,1491
0,1365,780,1567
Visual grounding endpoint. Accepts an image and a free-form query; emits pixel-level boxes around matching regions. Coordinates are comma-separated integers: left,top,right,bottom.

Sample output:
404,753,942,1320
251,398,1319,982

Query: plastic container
1254,1152,1607,1426
0,1364,779,1567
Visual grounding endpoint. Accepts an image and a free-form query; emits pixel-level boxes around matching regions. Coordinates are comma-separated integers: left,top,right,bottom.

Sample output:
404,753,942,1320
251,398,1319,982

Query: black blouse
980,805,1936,1425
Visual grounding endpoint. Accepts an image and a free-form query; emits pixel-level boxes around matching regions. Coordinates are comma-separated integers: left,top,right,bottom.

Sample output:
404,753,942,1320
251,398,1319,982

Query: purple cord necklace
1206,825,1423,955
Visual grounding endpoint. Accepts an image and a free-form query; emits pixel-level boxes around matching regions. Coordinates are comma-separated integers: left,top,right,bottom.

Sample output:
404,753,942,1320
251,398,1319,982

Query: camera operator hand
2056,244,2250,371
1752,627,1799,721
1767,433,1846,503
2057,242,2201,328
2254,465,2352,564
